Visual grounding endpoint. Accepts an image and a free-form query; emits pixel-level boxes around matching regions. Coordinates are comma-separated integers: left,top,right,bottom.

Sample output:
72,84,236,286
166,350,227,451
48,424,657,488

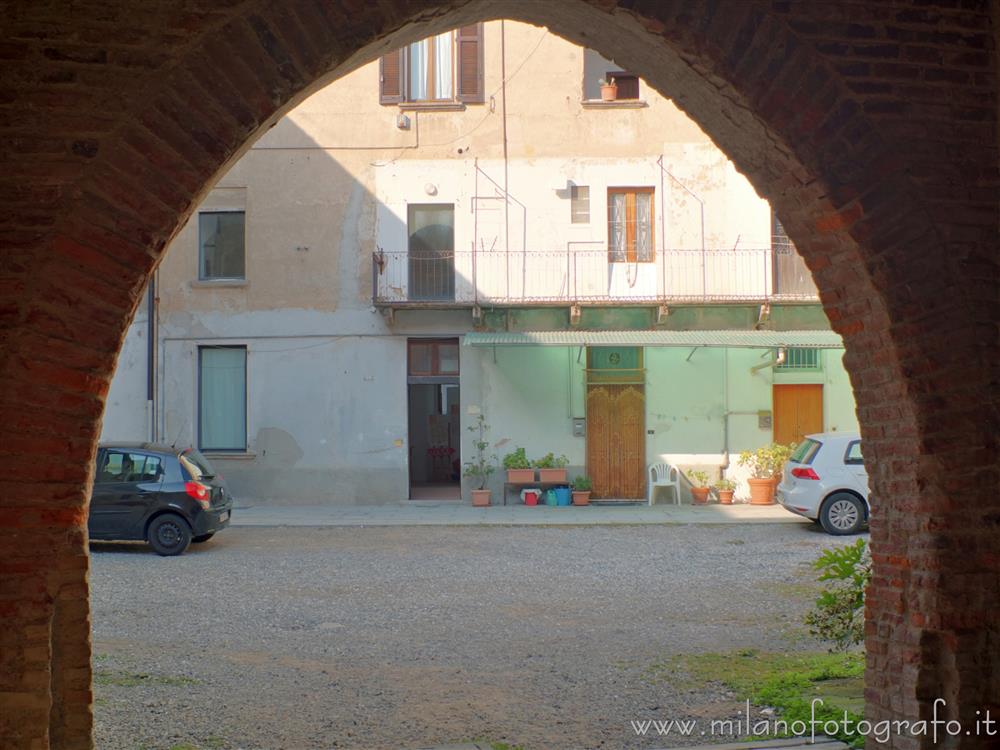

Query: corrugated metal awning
462,330,843,348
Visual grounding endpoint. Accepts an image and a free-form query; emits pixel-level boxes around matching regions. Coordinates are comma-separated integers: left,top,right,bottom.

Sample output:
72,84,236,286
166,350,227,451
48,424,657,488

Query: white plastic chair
648,462,681,506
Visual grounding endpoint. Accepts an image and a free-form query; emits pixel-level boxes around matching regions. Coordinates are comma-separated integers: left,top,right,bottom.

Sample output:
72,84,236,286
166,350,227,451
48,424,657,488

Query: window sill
398,102,468,112
581,99,649,109
191,279,248,289
201,451,257,460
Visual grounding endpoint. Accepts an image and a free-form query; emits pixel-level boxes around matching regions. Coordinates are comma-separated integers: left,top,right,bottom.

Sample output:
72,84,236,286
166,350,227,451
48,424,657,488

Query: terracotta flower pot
717,489,734,505
471,489,491,507
747,477,776,505
538,468,568,483
506,468,535,483
572,490,591,506
691,487,711,505
600,84,618,101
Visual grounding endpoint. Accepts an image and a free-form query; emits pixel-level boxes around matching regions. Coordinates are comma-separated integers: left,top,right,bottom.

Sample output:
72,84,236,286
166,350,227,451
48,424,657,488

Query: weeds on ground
651,649,865,748
93,669,200,687
467,738,525,750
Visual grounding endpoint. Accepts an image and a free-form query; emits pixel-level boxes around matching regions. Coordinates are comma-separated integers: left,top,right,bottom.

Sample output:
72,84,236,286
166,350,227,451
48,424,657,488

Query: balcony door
408,204,455,301
772,212,818,298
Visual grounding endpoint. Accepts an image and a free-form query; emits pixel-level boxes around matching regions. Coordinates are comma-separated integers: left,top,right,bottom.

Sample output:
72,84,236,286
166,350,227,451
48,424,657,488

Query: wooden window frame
380,25,484,105
607,187,655,263
408,338,460,377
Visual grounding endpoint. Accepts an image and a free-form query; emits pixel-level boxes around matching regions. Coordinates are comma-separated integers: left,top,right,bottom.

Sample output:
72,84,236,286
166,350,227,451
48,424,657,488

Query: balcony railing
372,247,818,306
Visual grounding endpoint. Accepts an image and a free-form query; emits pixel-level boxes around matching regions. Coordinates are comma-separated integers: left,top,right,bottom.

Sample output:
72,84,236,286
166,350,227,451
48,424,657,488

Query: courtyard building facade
103,20,858,505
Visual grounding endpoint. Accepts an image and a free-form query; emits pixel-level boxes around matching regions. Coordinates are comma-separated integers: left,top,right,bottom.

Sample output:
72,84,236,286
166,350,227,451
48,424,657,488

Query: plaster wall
99,294,150,443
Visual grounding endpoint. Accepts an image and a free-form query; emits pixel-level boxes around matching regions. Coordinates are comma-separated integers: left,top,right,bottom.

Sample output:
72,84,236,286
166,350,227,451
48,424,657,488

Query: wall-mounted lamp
396,112,410,130
424,183,438,196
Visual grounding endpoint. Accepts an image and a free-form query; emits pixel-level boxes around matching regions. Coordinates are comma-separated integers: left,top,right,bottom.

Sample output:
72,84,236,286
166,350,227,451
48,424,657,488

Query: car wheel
192,532,215,544
819,493,865,535
147,514,192,556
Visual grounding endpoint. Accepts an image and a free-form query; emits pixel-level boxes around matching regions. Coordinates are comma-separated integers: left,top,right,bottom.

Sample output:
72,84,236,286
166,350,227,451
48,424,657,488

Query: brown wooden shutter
456,24,484,103
379,49,405,104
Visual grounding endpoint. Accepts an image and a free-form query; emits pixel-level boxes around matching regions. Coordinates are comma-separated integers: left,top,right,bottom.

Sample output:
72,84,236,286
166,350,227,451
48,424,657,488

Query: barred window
777,348,822,371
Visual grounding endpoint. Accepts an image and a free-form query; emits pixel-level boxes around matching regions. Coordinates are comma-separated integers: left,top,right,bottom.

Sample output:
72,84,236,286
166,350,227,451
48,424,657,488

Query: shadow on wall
147,116,417,505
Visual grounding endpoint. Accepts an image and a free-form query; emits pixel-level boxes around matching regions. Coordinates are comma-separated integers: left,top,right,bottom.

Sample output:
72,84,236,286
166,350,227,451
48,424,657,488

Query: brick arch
0,2,995,748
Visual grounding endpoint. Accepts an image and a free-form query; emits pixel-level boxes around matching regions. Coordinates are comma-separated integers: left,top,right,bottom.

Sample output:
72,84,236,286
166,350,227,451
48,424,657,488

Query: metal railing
372,247,819,305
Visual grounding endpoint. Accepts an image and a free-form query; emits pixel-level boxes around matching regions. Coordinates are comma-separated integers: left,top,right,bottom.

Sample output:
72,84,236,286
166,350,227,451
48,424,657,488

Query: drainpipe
500,20,510,300
750,348,786,375
146,272,157,442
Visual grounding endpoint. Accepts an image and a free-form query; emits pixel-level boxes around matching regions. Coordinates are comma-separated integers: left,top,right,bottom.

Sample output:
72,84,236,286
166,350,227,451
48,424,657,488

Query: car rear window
844,440,864,465
790,438,822,465
178,448,217,480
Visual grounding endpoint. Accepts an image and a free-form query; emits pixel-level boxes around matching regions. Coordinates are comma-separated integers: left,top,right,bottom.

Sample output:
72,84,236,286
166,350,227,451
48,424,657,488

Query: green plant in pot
688,469,711,505
737,442,795,505
533,452,570,483
571,475,593,506
598,75,617,101
714,477,737,505
464,413,497,506
502,446,534,483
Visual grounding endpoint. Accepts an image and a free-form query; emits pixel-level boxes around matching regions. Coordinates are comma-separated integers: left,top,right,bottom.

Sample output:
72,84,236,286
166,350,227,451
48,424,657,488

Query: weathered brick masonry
0,1,996,748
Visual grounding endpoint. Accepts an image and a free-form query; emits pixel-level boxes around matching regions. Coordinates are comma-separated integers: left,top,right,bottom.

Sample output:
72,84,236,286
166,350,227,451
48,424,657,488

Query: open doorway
407,338,461,500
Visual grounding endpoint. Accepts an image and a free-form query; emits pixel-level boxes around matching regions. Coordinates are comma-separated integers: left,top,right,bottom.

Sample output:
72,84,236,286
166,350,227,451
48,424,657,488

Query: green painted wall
464,344,859,493
477,304,833,332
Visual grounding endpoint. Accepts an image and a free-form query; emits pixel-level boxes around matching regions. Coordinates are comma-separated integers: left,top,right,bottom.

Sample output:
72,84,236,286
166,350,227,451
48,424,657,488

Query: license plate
218,511,229,523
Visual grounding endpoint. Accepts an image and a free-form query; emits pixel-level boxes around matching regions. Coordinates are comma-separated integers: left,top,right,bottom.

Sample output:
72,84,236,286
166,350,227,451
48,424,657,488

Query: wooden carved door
587,384,646,499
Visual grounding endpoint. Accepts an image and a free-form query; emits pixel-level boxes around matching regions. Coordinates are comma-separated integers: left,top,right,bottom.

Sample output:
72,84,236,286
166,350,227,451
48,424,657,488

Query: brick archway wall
0,2,996,748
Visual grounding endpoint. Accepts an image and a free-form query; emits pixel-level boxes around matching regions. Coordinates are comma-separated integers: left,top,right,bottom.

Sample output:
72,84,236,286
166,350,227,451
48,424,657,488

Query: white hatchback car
777,432,869,535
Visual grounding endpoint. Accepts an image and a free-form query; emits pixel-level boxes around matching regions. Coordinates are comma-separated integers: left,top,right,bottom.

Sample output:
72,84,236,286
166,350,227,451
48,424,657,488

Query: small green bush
502,447,530,470
805,538,871,652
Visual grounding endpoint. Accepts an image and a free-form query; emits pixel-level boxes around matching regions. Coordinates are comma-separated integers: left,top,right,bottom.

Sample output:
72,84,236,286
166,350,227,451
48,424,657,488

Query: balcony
372,245,818,307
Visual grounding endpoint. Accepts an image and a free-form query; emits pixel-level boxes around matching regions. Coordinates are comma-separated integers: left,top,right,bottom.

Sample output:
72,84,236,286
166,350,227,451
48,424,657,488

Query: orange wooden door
587,384,645,499
772,384,824,445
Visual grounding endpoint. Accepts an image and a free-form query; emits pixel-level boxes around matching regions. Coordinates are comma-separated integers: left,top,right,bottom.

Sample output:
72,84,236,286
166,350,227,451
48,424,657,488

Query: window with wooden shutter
456,24,484,103
379,49,405,104
379,26,484,104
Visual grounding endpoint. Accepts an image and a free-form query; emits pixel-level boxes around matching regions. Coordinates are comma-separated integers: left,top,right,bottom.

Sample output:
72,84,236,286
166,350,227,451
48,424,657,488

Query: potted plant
689,469,711,505
503,446,534,483
737,443,794,505
598,76,617,101
770,442,796,490
714,477,737,505
572,475,592,505
533,452,570,483
463,414,497,507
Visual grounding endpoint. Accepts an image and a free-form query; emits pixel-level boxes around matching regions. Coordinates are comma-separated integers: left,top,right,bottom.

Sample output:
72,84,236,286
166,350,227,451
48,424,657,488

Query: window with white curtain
199,346,247,452
380,26,483,105
409,33,453,101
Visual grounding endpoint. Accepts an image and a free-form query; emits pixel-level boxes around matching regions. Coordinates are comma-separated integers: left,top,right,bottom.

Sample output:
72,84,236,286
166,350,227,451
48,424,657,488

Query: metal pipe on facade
500,20,510,300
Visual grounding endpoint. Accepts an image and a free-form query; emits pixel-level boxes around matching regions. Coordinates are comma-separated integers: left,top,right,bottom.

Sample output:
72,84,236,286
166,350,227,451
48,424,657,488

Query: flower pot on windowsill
717,489,735,505
600,84,618,101
572,490,591,506
471,489,491,507
747,477,777,505
507,468,535,483
691,487,711,505
538,468,568,483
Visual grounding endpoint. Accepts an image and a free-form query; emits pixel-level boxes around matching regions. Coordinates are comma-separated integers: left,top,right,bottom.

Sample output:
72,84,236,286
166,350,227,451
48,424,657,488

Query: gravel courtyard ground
90,522,857,750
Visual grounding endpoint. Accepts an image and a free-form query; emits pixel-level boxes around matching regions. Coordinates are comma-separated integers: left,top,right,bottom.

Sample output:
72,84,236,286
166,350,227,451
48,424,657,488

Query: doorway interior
407,338,461,500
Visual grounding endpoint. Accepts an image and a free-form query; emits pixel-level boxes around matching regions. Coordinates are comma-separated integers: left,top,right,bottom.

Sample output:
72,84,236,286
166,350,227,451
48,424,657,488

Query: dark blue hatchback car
88,444,234,556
